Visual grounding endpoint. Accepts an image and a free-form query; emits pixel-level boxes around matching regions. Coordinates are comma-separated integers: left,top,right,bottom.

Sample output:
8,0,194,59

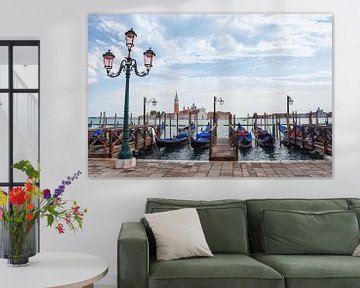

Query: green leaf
12,160,40,180
47,214,55,227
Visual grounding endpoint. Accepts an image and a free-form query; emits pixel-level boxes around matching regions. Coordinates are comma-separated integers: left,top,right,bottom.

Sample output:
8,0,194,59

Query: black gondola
156,131,188,148
191,124,211,149
236,124,253,149
253,126,275,148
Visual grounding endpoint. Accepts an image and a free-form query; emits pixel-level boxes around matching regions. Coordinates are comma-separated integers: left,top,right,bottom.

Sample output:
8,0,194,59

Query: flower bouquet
0,160,87,266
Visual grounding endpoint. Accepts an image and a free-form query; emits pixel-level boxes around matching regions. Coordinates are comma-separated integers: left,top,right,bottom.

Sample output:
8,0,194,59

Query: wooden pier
88,126,158,158
209,125,238,161
283,124,332,156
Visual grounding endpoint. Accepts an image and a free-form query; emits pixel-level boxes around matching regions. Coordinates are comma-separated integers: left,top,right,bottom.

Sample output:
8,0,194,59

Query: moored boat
156,131,188,148
236,124,253,149
191,124,211,149
253,126,275,148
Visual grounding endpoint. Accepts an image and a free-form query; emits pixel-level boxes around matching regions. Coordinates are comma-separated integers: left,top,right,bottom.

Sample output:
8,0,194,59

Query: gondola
191,124,211,149
253,126,275,148
236,124,253,149
156,131,188,149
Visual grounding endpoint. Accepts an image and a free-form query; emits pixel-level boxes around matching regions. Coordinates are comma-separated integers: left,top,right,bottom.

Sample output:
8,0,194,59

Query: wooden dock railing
229,125,239,161
88,126,157,158
286,124,332,156
209,125,217,160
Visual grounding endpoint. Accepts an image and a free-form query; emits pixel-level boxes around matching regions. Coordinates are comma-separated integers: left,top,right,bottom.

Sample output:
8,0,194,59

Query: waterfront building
174,92,179,114
172,92,208,120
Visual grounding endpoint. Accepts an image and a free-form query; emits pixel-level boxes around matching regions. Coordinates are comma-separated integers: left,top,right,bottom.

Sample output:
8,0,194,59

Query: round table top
0,252,108,288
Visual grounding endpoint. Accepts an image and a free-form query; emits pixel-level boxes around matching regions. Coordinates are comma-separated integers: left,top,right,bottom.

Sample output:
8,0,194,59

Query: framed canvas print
88,14,332,178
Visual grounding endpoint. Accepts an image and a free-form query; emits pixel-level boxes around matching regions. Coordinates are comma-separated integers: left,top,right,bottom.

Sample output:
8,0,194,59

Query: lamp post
286,95,294,137
103,28,155,168
213,96,224,126
143,97,157,126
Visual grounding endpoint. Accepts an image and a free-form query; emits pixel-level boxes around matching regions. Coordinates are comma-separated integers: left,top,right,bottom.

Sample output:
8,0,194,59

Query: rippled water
137,138,325,161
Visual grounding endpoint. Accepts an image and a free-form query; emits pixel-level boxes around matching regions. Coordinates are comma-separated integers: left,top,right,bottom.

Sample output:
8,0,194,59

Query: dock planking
209,138,237,161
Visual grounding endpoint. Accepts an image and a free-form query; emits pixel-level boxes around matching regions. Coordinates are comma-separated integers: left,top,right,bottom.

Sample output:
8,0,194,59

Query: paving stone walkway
88,158,332,178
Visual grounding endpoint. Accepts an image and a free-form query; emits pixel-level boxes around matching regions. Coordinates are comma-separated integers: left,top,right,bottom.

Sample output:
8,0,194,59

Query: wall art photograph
88,14,332,178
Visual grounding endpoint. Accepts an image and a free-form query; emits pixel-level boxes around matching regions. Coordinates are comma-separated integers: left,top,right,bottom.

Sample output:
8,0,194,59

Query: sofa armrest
118,222,149,288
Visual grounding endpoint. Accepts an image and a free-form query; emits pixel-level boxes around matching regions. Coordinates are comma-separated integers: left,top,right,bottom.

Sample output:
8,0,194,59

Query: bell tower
174,91,179,114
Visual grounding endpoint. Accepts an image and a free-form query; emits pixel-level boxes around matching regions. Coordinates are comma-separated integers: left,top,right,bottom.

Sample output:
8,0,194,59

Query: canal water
136,139,325,161
136,122,326,162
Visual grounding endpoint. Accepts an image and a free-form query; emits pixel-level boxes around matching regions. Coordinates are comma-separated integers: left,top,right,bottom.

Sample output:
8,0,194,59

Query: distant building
174,91,179,114
172,93,208,120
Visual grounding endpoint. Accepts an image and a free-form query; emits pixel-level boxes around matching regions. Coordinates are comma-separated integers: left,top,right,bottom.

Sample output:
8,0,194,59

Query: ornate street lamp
213,96,224,125
143,97,157,126
103,28,156,168
286,95,294,137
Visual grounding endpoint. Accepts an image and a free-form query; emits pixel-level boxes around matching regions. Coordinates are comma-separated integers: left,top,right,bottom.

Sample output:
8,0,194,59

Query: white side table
0,252,108,288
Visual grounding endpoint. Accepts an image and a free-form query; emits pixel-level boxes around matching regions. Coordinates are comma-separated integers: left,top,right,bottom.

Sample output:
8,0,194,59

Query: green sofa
118,198,360,288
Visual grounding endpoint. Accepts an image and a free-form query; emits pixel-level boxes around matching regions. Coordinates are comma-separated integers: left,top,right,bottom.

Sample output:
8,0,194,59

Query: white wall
1,0,360,286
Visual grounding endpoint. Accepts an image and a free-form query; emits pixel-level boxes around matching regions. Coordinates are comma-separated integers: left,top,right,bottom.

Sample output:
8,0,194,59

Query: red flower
25,182,33,192
9,187,26,205
72,205,80,215
24,193,31,200
26,203,34,210
56,223,65,234
26,214,33,221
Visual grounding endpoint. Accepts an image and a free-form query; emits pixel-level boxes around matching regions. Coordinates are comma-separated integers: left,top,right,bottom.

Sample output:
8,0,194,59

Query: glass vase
0,220,37,266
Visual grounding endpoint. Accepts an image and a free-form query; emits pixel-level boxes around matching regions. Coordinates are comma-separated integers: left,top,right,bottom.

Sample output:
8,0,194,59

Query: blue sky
88,14,332,117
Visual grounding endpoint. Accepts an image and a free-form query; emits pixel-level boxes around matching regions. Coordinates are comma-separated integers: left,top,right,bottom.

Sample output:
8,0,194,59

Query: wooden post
309,111,313,125
195,112,198,133
108,128,112,158
247,113,249,129
169,115,172,137
163,113,166,139
135,128,138,151
176,113,179,134
99,111,102,127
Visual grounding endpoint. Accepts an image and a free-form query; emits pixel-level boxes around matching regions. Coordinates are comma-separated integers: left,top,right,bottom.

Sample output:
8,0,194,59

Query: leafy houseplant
0,160,87,266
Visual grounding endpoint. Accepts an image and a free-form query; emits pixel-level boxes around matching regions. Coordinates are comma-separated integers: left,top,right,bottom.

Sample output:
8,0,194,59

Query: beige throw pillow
353,244,360,256
145,208,213,261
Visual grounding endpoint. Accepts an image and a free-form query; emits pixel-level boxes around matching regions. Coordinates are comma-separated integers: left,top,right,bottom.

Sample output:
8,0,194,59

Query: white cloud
88,14,332,117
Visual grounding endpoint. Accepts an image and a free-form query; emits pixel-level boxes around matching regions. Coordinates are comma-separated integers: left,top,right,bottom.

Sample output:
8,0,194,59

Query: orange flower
26,203,34,210
26,214,33,221
25,182,33,192
24,193,31,200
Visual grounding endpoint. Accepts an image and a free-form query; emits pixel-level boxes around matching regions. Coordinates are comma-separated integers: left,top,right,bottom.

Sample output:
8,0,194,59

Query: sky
88,14,332,118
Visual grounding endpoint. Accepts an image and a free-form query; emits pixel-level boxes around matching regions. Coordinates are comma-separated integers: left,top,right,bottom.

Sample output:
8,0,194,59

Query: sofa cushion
146,198,249,254
246,198,349,252
347,198,360,207
145,208,213,261
252,252,360,288
349,205,360,228
149,254,284,288
261,209,359,255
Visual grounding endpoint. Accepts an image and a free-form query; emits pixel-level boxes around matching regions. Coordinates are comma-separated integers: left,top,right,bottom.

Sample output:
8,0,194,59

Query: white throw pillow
145,208,213,261
353,244,360,256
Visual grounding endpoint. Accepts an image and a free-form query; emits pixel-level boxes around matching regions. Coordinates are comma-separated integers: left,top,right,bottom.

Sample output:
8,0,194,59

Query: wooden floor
210,138,237,161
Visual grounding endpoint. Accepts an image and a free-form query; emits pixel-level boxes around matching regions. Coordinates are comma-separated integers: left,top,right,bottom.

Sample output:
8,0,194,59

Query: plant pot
0,221,37,266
